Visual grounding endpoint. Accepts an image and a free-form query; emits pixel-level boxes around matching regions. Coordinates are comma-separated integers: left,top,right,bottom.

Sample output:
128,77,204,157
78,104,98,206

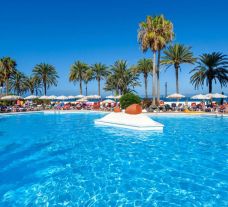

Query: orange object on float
125,104,142,114
114,107,121,112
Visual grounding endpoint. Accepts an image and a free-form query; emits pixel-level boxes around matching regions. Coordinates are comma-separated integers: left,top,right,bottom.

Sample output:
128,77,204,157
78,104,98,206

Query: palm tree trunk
157,50,161,103
152,51,157,105
5,79,9,95
144,75,148,99
116,87,119,95
79,79,82,95
175,66,179,94
86,83,88,96
209,79,212,93
0,82,2,95
98,79,100,96
44,82,47,95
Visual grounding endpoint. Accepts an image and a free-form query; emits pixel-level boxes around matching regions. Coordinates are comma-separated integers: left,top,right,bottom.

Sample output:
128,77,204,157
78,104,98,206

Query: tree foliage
138,15,174,104
9,70,27,95
0,57,17,95
33,63,58,95
91,63,109,96
190,52,228,93
69,61,88,95
120,93,141,109
133,58,153,98
104,60,140,95
161,44,196,93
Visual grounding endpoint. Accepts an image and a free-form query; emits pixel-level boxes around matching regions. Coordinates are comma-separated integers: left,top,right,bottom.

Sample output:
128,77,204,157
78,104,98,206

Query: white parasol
1,95,23,100
24,95,39,100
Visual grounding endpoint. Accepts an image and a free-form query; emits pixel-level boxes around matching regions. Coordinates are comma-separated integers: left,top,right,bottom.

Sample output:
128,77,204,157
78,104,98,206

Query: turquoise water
0,113,227,206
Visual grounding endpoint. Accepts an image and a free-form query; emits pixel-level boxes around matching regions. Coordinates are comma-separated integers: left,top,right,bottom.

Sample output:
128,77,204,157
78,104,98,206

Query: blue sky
0,0,228,96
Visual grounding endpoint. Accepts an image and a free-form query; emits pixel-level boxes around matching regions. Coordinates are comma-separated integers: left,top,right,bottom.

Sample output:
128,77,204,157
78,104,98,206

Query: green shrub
33,99,50,105
120,93,141,109
0,100,14,106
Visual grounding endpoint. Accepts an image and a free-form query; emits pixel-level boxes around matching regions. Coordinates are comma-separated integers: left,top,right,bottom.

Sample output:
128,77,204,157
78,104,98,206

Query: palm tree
134,58,153,98
83,69,93,96
0,57,17,95
9,70,27,95
26,76,42,95
138,16,163,105
91,63,109,96
104,75,119,95
69,61,88,95
104,60,140,95
155,15,174,102
190,52,228,93
161,44,196,93
33,63,58,95
122,69,140,94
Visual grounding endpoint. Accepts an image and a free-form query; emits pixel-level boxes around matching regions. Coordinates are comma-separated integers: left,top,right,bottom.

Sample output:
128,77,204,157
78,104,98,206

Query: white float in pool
95,112,164,131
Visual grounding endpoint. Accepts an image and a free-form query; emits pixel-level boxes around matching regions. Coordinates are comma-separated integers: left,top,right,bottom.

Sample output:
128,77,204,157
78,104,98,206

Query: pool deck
0,110,227,117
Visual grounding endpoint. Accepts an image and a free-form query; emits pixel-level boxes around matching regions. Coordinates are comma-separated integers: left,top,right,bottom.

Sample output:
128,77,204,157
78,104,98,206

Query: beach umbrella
55,95,68,100
77,98,88,102
106,95,121,99
67,95,75,99
106,95,115,99
191,94,210,100
115,95,122,99
1,95,23,100
24,95,39,100
48,95,57,100
167,93,185,99
102,99,115,103
206,93,227,99
75,95,85,99
39,95,49,100
93,95,101,99
86,95,101,99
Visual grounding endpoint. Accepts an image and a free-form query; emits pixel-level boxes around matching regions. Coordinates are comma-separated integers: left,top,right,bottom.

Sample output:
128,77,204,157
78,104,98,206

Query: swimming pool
0,112,227,206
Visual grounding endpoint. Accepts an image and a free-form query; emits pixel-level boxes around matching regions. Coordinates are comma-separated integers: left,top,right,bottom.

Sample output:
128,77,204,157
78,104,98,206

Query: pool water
0,113,227,206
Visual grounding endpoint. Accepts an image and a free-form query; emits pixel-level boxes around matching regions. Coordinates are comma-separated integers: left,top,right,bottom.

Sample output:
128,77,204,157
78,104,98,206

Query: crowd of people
0,100,119,113
0,98,227,114
154,100,228,113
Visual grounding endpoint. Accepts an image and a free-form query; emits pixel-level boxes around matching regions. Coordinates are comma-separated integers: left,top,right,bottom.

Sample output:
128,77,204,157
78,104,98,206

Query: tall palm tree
161,44,196,93
190,52,228,93
83,69,94,96
9,70,27,95
33,63,58,95
104,60,140,95
138,16,164,105
155,15,174,102
91,63,109,96
69,61,88,95
133,58,153,98
26,76,42,95
0,57,17,95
